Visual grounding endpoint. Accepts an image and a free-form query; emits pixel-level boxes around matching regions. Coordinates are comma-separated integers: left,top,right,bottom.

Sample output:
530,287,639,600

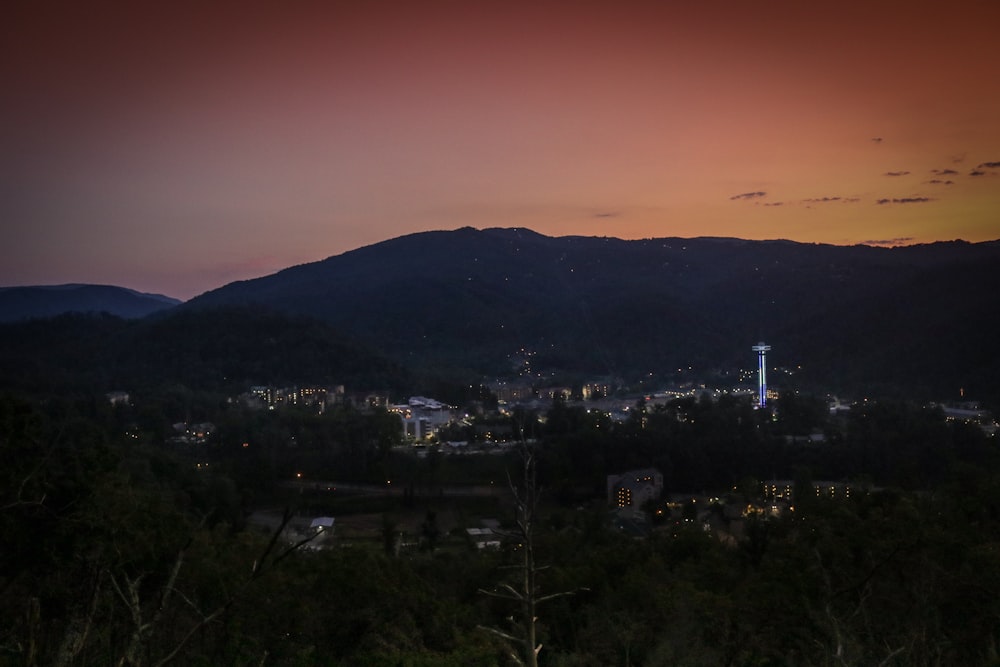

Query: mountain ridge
6,229,997,401
0,284,181,322
184,228,1000,400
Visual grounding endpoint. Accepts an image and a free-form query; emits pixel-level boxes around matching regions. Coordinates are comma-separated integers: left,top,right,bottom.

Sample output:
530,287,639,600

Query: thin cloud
876,197,933,204
926,179,954,185
932,168,958,175
885,171,910,176
763,202,784,207
800,196,859,205
593,211,620,218
970,170,986,176
864,237,916,246
871,137,883,143
730,191,767,201
977,161,1000,169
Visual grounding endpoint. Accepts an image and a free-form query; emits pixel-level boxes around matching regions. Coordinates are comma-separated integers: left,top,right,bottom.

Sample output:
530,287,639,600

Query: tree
420,510,441,552
478,441,583,666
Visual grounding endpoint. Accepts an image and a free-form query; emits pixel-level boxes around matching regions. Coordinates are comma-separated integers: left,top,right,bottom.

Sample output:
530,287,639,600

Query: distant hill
0,284,180,322
0,307,413,397
185,228,1000,402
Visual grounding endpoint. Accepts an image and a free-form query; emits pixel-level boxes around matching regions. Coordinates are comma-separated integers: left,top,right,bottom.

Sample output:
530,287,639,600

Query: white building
392,396,455,441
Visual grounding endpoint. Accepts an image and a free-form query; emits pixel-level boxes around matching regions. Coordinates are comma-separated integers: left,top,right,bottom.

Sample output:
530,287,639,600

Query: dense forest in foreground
3,387,1000,666
2,270,998,664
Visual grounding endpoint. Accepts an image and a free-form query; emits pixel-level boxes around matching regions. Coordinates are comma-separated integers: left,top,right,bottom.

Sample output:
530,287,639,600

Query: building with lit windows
391,396,456,441
581,381,610,400
607,468,663,509
491,381,533,404
242,385,344,411
761,479,869,503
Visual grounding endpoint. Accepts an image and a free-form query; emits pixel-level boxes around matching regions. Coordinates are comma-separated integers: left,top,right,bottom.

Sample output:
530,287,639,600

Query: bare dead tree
478,439,584,667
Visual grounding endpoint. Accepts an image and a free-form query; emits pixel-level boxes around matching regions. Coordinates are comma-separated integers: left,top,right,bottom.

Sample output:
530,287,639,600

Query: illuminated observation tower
752,342,771,408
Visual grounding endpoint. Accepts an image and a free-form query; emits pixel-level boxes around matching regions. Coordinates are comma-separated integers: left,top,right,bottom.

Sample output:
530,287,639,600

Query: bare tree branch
875,644,906,667
107,507,319,667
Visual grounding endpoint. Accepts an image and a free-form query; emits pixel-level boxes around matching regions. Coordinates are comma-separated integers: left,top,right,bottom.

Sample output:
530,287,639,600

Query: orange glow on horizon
2,0,998,299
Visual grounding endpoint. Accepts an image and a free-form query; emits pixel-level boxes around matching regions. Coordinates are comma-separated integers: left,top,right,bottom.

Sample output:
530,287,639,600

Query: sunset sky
3,0,999,300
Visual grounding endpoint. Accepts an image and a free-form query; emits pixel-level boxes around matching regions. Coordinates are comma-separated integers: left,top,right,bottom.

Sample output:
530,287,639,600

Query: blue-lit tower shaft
752,342,771,407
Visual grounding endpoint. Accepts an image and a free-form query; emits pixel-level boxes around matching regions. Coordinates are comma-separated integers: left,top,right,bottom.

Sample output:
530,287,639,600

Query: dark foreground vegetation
3,389,1000,667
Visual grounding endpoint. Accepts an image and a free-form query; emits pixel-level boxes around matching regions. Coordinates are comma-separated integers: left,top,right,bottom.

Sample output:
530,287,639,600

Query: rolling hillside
185,228,1000,400
0,284,180,322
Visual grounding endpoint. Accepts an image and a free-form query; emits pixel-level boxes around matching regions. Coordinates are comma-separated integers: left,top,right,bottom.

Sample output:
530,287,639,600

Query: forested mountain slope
0,284,180,321
187,228,1000,400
